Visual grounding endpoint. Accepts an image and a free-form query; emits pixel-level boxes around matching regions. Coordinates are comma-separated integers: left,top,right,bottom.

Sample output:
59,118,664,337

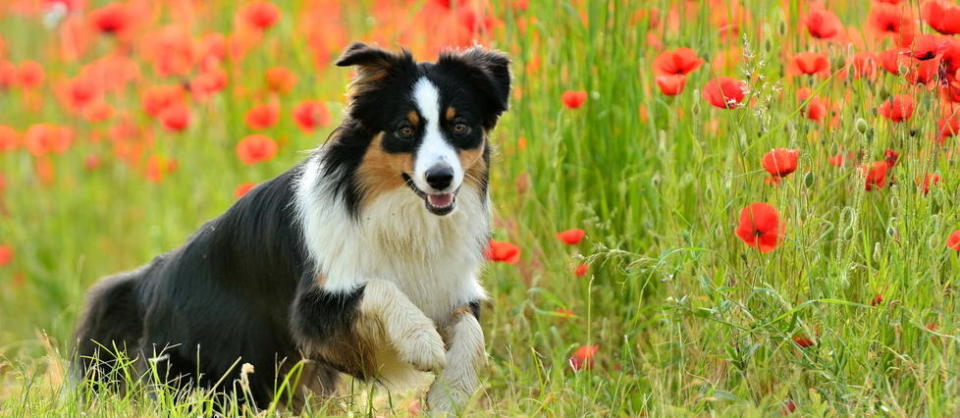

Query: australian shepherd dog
73,42,510,411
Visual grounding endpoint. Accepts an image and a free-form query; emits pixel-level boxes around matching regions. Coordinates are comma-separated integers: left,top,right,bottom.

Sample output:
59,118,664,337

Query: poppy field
4,0,960,415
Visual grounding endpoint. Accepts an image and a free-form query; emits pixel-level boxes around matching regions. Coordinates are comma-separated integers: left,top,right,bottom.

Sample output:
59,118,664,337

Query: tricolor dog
73,42,510,411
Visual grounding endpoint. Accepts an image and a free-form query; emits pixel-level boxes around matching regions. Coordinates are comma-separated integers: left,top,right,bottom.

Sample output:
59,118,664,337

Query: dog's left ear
438,46,512,128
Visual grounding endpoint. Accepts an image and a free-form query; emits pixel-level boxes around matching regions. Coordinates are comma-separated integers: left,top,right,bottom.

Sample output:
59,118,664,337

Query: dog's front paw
396,325,447,373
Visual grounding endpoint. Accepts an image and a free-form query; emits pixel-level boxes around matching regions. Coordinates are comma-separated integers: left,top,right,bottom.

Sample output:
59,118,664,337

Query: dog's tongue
428,193,454,208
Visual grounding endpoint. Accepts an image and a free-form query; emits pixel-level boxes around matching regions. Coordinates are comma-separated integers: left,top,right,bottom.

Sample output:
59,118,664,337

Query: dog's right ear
335,42,396,67
336,42,416,97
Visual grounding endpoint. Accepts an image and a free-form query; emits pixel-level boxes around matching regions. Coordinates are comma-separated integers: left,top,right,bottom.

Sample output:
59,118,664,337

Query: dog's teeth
428,194,453,208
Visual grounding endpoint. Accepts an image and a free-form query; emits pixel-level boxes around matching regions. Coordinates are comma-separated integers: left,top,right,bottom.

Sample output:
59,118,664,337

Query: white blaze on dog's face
411,77,464,214
331,43,511,217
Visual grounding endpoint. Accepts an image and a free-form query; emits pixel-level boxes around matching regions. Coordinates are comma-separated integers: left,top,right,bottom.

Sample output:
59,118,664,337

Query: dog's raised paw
396,326,447,372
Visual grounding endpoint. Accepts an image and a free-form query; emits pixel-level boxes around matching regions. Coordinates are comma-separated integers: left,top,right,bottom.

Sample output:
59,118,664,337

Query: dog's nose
425,165,454,191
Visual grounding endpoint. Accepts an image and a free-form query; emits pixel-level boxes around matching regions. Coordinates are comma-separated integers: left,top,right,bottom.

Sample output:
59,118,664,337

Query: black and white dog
73,42,510,411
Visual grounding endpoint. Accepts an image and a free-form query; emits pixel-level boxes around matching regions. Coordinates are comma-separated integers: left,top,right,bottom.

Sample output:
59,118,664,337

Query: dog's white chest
296,160,488,322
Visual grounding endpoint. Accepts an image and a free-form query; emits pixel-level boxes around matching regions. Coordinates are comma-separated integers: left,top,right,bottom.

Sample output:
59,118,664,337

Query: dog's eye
452,122,470,135
397,124,415,138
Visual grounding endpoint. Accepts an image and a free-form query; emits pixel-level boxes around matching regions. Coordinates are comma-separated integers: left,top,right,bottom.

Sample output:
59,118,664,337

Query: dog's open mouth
402,173,456,216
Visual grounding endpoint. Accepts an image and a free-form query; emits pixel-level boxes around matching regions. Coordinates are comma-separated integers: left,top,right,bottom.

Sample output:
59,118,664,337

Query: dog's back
72,169,319,406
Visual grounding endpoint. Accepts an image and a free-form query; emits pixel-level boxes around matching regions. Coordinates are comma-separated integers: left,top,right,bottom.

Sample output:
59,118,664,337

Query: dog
73,42,510,411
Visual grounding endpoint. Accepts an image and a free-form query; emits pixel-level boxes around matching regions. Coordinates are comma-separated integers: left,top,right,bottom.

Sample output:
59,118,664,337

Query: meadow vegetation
2,0,960,415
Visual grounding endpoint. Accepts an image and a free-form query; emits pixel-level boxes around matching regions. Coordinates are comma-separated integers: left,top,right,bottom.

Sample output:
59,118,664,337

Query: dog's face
334,43,510,216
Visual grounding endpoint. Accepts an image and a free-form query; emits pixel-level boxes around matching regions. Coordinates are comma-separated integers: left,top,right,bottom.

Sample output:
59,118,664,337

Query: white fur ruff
293,154,489,323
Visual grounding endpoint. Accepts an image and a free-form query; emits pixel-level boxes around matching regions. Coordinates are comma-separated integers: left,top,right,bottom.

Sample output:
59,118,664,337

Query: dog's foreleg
359,279,447,373
427,303,485,412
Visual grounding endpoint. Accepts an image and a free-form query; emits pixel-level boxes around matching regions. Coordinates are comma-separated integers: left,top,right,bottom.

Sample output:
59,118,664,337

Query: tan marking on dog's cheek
356,134,414,207
459,137,487,189
446,106,456,121
407,111,420,126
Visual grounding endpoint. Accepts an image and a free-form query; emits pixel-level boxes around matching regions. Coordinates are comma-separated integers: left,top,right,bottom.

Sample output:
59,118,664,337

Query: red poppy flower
23,124,73,156
849,52,878,79
0,245,12,267
781,399,797,415
556,229,585,245
870,294,884,306
653,47,704,76
947,230,960,250
926,322,939,331
938,114,960,140
236,134,278,165
878,94,915,122
655,75,686,96
246,102,280,130
191,67,228,99
829,152,854,167
239,1,281,31
292,101,331,132
870,4,915,40
0,60,15,88
923,0,960,35
569,345,599,371
159,103,191,132
457,7,495,35
805,9,842,40
235,182,257,198
735,203,783,253
878,49,906,74
793,52,829,75
884,149,900,167
918,174,941,195
562,90,588,109
89,2,132,35
17,60,43,89
141,84,185,118
146,154,177,183
554,309,576,319
805,97,830,123
762,148,799,185
265,66,297,94
83,101,114,123
59,77,102,114
198,33,228,65
0,126,18,152
484,239,521,264
703,77,747,109
909,34,944,60
432,0,468,9
939,37,960,75
861,161,890,191
84,154,102,171
793,334,815,348
573,263,589,277
905,56,940,85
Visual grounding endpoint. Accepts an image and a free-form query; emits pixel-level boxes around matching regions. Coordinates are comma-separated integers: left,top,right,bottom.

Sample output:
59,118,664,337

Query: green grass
2,0,960,415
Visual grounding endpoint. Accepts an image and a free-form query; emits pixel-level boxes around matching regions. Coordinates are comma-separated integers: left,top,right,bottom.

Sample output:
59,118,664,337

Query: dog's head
332,42,510,216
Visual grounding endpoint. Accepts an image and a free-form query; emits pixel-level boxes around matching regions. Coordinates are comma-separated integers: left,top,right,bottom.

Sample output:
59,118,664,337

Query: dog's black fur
73,42,509,409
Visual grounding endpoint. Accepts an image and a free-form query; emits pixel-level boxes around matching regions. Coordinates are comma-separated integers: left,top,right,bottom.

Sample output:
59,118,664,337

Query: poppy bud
855,118,868,134
691,91,702,115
